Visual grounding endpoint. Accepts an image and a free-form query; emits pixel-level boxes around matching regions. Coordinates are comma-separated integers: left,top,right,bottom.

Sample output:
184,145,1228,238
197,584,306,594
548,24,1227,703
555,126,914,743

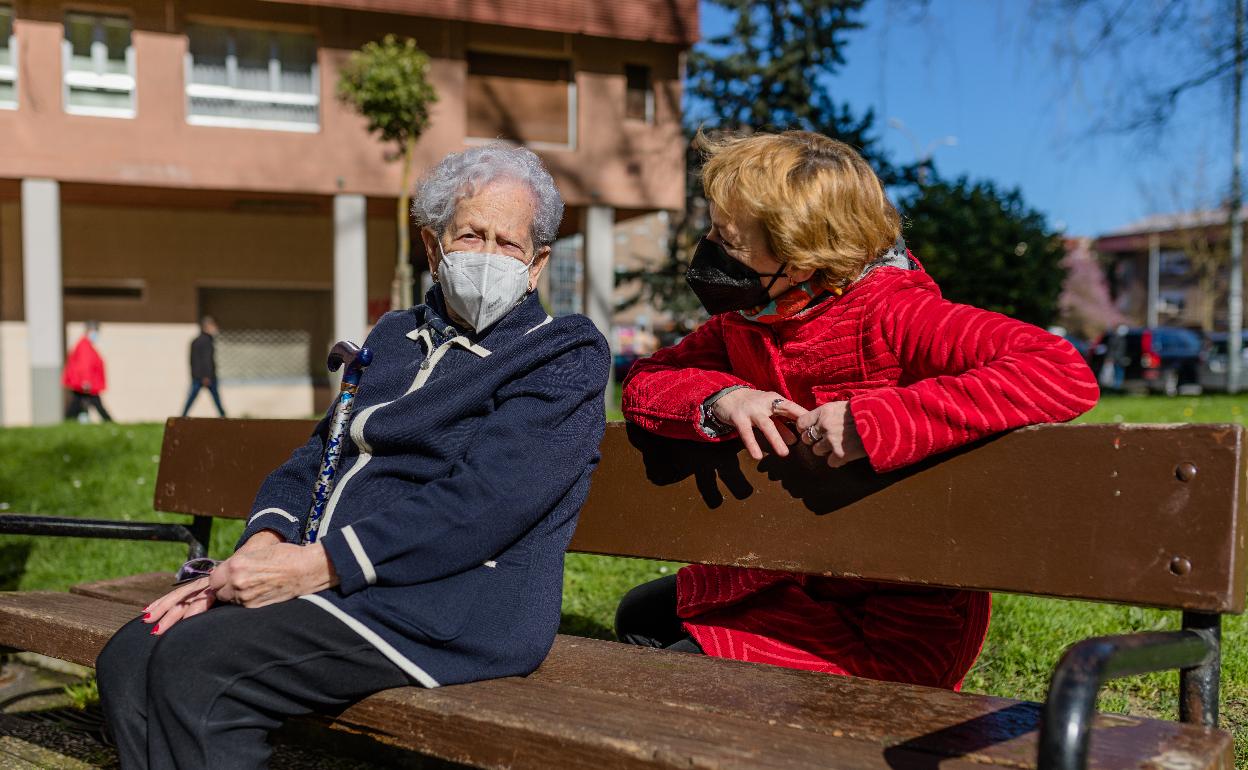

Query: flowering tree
1058,237,1124,340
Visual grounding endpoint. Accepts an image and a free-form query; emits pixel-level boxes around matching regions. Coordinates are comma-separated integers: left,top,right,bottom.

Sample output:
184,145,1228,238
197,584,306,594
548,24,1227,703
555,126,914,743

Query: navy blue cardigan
237,287,609,687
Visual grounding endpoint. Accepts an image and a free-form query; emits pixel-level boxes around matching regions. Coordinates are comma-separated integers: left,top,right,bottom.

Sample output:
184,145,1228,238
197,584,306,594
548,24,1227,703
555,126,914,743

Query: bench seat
0,581,1232,770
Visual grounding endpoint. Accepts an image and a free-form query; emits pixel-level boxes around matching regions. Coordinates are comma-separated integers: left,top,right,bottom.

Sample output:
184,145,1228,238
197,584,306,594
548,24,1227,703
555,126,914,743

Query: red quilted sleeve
850,281,1100,473
621,314,751,441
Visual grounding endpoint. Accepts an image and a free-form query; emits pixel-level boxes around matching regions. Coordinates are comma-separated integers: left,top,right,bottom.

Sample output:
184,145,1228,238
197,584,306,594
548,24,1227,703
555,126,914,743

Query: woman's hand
210,543,338,609
237,529,285,553
143,578,216,636
795,401,867,468
711,388,808,460
144,531,330,636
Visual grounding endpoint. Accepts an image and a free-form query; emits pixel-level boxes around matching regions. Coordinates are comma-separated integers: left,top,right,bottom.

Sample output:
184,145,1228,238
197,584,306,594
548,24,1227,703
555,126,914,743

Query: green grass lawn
2,393,1247,762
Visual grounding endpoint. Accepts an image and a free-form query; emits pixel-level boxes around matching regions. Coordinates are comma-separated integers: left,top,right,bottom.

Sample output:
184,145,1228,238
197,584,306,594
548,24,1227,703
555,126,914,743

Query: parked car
1047,326,1092,364
1089,326,1203,396
1060,334,1092,364
1198,332,1248,392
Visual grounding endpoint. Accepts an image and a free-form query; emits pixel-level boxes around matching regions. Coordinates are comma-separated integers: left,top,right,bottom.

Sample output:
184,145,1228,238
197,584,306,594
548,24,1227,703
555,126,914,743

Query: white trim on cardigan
247,507,298,525
341,525,377,585
299,594,440,688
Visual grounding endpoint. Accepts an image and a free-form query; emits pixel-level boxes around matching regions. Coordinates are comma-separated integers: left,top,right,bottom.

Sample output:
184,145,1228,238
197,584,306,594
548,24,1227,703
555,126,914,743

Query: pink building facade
0,0,695,424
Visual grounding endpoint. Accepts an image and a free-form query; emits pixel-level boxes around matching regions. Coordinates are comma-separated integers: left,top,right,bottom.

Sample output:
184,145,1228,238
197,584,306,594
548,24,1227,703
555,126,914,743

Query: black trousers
614,574,703,654
66,391,112,422
97,599,410,770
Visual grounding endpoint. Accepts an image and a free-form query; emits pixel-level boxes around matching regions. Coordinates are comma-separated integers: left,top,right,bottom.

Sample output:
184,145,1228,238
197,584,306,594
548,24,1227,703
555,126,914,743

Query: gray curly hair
411,144,564,248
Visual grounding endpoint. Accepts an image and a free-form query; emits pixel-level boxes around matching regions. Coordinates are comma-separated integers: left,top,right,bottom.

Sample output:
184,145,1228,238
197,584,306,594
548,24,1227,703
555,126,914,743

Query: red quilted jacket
62,337,107,395
622,263,1100,689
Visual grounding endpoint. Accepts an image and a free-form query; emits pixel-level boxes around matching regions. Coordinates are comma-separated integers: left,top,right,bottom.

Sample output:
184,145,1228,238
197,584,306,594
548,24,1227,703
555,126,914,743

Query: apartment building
0,0,695,424
1094,208,1246,332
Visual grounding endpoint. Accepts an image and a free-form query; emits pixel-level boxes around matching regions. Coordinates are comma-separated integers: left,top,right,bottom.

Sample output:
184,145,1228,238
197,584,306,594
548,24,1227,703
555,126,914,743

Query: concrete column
581,205,615,343
21,179,63,425
1147,232,1160,328
333,194,368,348
581,205,615,409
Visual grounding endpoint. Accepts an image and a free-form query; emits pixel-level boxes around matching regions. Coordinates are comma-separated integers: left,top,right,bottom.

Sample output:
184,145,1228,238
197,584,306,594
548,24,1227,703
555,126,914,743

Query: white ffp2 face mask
435,241,534,331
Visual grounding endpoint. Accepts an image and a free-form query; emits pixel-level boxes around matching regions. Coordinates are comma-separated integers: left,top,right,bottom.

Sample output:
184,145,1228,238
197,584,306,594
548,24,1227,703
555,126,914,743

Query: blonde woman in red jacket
616,130,1100,690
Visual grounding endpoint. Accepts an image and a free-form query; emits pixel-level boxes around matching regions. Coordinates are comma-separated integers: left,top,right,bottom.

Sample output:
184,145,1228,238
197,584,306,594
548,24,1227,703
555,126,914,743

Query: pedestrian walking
182,316,226,417
63,321,113,423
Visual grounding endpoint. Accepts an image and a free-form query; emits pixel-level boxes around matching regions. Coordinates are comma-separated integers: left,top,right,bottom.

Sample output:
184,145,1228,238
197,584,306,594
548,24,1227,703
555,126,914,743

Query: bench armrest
1038,626,1220,770
0,513,212,560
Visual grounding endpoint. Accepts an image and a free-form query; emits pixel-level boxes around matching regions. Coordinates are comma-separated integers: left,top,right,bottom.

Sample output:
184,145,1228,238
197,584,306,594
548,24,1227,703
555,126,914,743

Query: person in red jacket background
615,130,1100,690
63,320,113,423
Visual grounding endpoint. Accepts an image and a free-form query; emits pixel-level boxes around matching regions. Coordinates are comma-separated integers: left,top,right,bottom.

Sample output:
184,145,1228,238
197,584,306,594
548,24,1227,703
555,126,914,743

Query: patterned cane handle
302,343,373,544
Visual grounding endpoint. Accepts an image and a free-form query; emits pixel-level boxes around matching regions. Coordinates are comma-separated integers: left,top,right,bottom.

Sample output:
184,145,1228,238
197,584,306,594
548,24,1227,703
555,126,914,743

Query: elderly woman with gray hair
96,144,610,770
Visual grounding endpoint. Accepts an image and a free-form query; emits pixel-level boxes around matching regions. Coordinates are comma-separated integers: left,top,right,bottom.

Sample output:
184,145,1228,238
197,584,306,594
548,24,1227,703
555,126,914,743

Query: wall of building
65,320,318,424
0,199,19,322
0,321,31,425
0,192,401,424
1,189,399,324
270,0,699,46
3,317,359,426
1,0,686,211
0,1,691,424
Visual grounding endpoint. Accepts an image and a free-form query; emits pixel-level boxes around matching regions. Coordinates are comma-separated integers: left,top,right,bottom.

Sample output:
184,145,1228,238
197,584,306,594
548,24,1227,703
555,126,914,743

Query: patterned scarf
740,237,914,324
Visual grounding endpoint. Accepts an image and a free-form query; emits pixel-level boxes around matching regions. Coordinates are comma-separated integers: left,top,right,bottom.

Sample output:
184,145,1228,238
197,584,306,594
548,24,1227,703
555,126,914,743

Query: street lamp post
889,118,957,185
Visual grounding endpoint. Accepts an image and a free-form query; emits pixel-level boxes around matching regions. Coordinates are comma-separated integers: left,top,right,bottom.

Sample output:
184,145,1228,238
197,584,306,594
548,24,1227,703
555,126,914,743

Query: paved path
0,659,390,769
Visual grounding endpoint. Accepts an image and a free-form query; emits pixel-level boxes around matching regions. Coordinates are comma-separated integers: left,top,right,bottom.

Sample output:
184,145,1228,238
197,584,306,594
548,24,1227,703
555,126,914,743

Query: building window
466,52,575,149
186,24,318,133
0,6,15,108
548,235,583,316
63,13,135,118
64,281,145,301
1159,249,1192,278
625,64,652,123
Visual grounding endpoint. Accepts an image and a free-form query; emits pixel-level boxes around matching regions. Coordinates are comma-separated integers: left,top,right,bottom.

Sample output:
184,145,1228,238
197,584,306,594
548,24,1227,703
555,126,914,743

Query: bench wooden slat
0,590,1232,770
153,418,1247,612
70,572,173,606
0,591,137,667
325,677,1018,770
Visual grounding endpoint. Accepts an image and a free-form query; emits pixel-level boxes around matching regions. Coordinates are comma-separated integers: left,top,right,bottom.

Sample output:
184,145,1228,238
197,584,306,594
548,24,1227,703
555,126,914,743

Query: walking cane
302,341,373,544
172,341,372,583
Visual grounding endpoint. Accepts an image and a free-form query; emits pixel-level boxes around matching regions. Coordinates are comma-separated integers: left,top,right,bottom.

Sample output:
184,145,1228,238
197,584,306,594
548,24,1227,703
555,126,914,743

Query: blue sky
697,1,1235,237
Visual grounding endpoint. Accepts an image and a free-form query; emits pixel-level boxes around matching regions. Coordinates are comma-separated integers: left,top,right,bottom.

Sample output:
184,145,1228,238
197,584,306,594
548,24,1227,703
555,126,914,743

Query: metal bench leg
186,516,214,560
1179,611,1221,728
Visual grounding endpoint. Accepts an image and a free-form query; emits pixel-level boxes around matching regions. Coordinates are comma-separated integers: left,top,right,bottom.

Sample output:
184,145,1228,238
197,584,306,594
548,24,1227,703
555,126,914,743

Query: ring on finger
770,398,785,415
805,425,823,443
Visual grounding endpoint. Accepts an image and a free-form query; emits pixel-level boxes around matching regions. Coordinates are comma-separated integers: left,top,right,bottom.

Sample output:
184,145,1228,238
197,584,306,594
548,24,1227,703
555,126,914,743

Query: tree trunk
392,136,417,311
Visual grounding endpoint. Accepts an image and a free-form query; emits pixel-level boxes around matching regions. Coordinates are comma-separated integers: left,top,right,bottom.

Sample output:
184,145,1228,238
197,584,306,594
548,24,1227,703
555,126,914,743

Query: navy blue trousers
97,599,409,770
181,379,226,417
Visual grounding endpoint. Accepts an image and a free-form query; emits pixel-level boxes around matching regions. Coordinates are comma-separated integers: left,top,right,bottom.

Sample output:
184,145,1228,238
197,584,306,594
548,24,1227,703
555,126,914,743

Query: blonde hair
700,130,901,287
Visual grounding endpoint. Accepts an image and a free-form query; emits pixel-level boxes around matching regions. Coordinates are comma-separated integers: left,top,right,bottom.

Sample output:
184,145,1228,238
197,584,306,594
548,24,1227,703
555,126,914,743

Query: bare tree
1187,222,1232,331
1030,0,1236,138
1140,150,1233,332
1032,0,1245,386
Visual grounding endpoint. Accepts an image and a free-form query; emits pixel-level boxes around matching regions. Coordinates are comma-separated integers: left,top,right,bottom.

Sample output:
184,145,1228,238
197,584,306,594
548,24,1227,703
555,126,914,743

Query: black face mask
685,237,787,315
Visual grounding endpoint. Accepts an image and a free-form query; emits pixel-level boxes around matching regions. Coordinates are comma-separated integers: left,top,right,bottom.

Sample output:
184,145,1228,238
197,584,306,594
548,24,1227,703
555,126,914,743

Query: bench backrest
153,418,1248,613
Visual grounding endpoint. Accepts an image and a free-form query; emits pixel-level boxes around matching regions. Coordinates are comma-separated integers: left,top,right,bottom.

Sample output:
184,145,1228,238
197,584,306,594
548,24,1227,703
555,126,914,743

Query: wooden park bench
0,417,1242,769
